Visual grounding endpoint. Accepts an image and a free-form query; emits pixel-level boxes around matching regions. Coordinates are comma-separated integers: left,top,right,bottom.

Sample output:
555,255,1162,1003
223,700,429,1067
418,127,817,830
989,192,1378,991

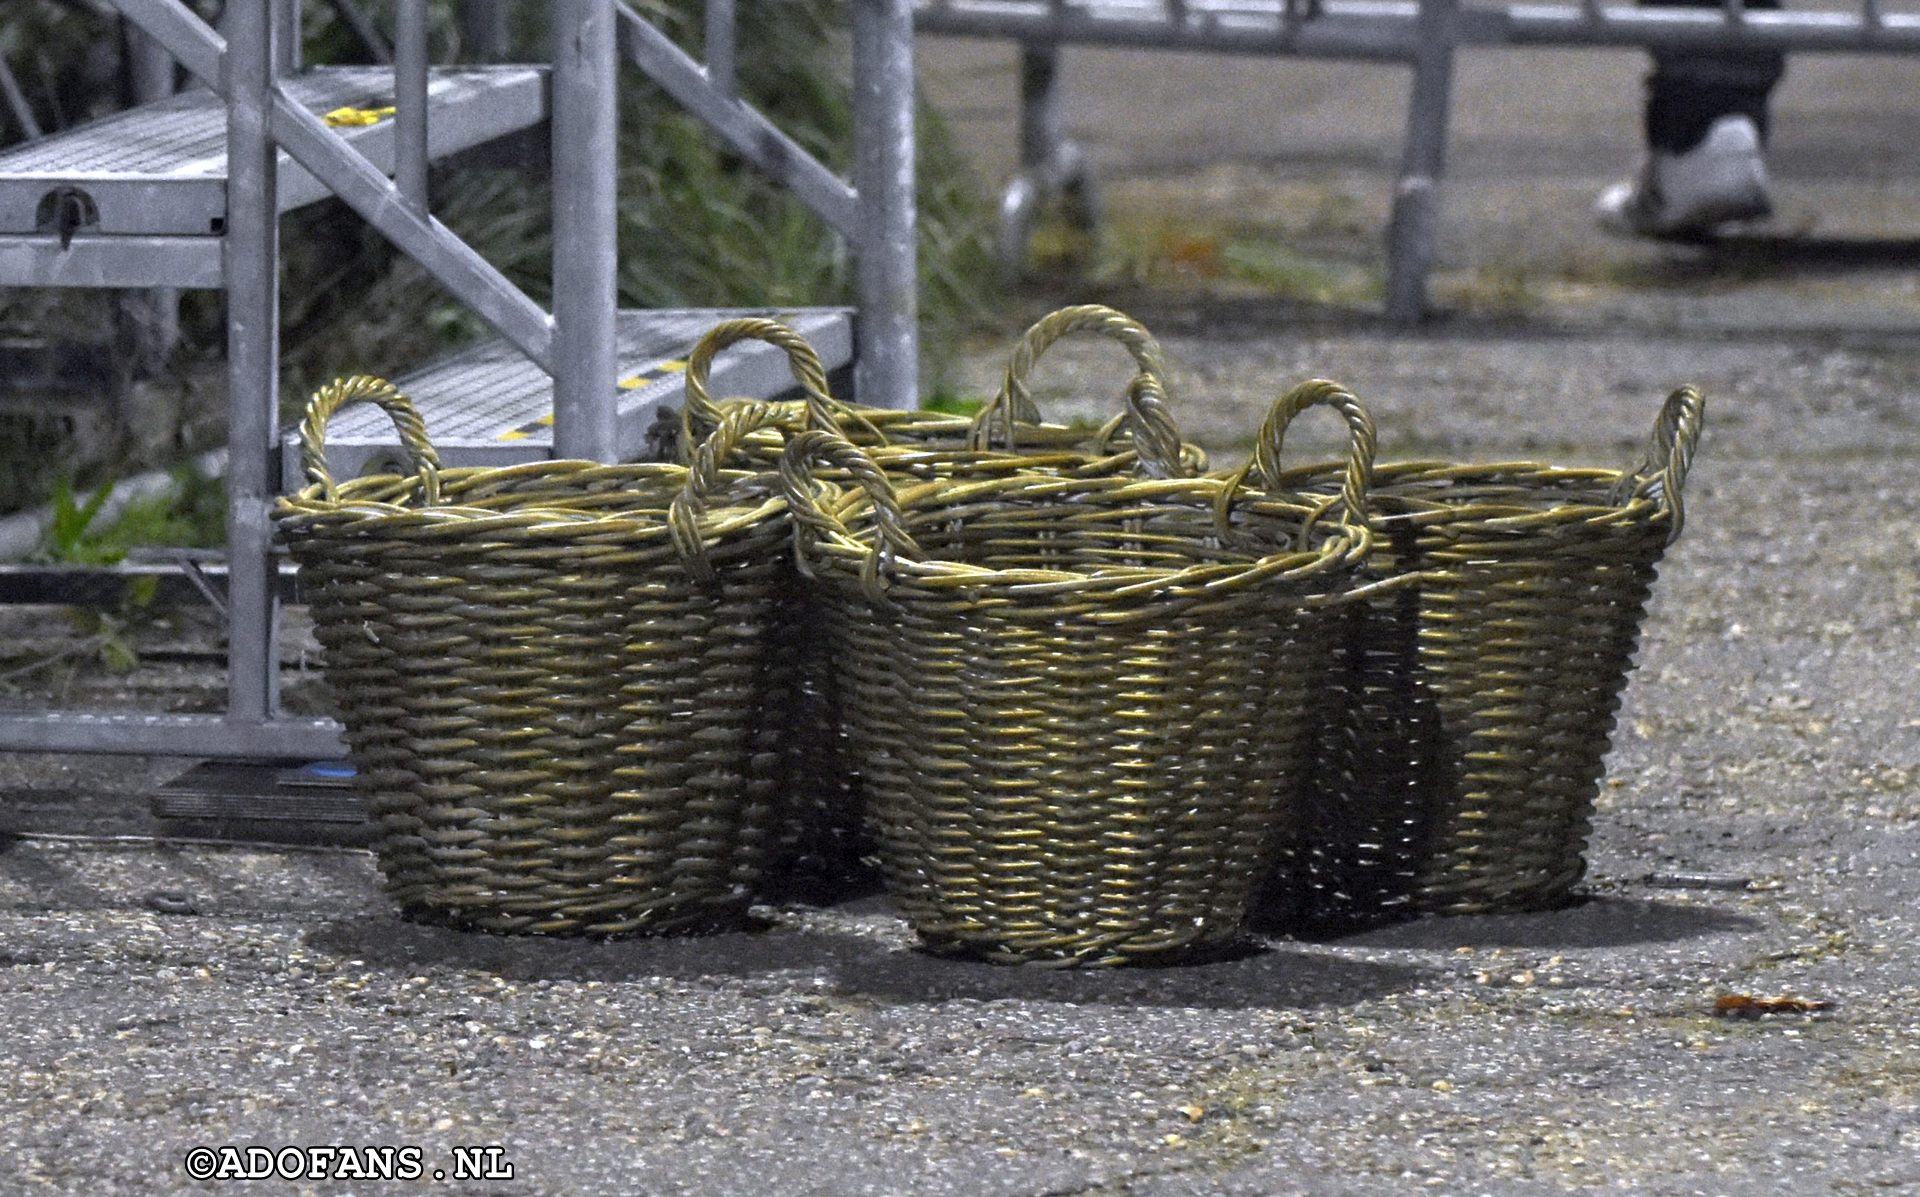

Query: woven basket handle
1243,379,1377,530
297,375,442,504
1608,384,1704,544
968,304,1184,477
1115,372,1185,480
681,317,870,453
669,399,780,585
780,428,924,602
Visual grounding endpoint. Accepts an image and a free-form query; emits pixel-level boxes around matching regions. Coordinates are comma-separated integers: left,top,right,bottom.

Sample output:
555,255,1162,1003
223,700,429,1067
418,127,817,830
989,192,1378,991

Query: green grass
32,465,226,566
1088,215,1378,306
920,389,986,417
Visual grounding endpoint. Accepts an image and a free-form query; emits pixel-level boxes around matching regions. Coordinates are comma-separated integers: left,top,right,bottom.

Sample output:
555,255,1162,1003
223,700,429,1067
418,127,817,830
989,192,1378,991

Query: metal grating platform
286,307,855,487
0,65,547,237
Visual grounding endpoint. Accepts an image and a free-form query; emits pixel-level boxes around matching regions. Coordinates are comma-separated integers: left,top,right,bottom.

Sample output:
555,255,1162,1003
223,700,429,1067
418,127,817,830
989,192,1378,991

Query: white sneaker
1595,114,1773,238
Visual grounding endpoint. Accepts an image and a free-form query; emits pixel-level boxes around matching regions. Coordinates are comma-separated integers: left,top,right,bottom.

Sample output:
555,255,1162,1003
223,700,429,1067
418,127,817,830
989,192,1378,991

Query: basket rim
276,459,782,530
710,398,1211,475
798,469,1369,599
1261,458,1672,530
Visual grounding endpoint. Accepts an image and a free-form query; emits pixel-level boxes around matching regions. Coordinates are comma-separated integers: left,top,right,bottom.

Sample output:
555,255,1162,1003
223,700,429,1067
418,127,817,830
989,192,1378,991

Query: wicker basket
674,307,1206,899
1250,381,1706,922
780,378,1375,966
276,377,791,935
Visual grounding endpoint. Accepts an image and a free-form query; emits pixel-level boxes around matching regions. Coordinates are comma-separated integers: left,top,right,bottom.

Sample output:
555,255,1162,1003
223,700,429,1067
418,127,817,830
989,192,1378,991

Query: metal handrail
394,0,430,215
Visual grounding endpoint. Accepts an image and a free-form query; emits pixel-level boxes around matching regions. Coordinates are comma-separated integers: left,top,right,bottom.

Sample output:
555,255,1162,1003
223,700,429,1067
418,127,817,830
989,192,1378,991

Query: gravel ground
4,39,1920,1197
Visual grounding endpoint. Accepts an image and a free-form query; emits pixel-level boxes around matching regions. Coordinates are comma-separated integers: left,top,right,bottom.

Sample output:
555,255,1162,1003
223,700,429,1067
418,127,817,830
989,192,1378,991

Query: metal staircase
0,0,918,762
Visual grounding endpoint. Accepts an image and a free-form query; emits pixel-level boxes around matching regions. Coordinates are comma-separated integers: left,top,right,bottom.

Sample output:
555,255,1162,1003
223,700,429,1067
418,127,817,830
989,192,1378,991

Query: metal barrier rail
917,0,1920,321
918,0,1920,52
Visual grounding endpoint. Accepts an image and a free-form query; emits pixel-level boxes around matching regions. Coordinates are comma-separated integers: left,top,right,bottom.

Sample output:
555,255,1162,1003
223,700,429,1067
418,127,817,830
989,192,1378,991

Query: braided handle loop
680,317,863,452
968,304,1181,477
298,375,442,504
780,429,924,602
669,400,781,585
1608,384,1705,544
1120,372,1186,481
1244,378,1377,530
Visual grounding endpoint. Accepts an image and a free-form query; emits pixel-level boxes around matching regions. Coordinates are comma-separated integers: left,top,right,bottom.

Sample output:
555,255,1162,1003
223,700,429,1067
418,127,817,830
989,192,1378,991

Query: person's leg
1598,0,1787,236
1646,42,1785,155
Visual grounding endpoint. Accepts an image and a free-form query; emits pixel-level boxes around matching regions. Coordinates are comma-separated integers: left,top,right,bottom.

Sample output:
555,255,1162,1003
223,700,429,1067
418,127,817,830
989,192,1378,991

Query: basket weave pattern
1257,383,1705,920
676,308,1206,897
782,382,1374,966
277,378,791,935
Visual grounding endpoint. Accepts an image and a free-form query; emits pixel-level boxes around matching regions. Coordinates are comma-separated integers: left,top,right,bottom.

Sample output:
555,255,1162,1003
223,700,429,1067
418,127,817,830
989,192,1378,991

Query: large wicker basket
1251,381,1706,922
276,377,791,935
781,379,1375,967
676,307,1206,899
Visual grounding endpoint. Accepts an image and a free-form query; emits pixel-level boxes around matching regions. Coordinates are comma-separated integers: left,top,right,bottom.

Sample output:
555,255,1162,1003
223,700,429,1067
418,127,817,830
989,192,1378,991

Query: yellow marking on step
323,105,397,128
495,360,688,440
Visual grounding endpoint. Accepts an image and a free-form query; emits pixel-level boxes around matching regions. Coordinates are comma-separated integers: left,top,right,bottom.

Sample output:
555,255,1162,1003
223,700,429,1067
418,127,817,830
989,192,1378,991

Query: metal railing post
551,0,620,460
277,0,302,73
458,0,510,61
705,0,737,98
1385,0,1458,324
225,0,282,723
852,0,918,410
395,0,431,214
127,19,181,376
1018,42,1064,181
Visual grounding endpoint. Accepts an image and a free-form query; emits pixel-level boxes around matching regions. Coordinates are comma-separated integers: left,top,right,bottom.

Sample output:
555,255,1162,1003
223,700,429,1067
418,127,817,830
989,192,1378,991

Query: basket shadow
1309,895,1764,952
305,912,1432,1013
305,912,862,984
824,943,1434,1012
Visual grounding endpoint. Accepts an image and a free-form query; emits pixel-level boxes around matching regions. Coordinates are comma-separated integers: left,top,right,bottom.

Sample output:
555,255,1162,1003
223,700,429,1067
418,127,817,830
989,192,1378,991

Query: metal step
0,65,547,239
285,306,855,487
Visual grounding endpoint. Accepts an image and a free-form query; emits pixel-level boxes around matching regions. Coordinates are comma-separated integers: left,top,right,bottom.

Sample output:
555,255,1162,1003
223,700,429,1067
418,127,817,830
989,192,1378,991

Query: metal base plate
151,759,371,846
0,65,547,237
288,306,854,486
152,759,367,825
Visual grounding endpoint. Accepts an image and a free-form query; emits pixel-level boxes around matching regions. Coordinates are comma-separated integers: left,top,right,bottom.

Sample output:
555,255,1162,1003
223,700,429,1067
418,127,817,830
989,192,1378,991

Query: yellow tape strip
495,359,687,441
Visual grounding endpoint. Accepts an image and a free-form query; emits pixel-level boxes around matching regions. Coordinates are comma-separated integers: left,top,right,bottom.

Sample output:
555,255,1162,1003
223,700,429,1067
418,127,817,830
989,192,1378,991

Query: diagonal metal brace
612,0,859,239
111,0,226,90
269,88,556,372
